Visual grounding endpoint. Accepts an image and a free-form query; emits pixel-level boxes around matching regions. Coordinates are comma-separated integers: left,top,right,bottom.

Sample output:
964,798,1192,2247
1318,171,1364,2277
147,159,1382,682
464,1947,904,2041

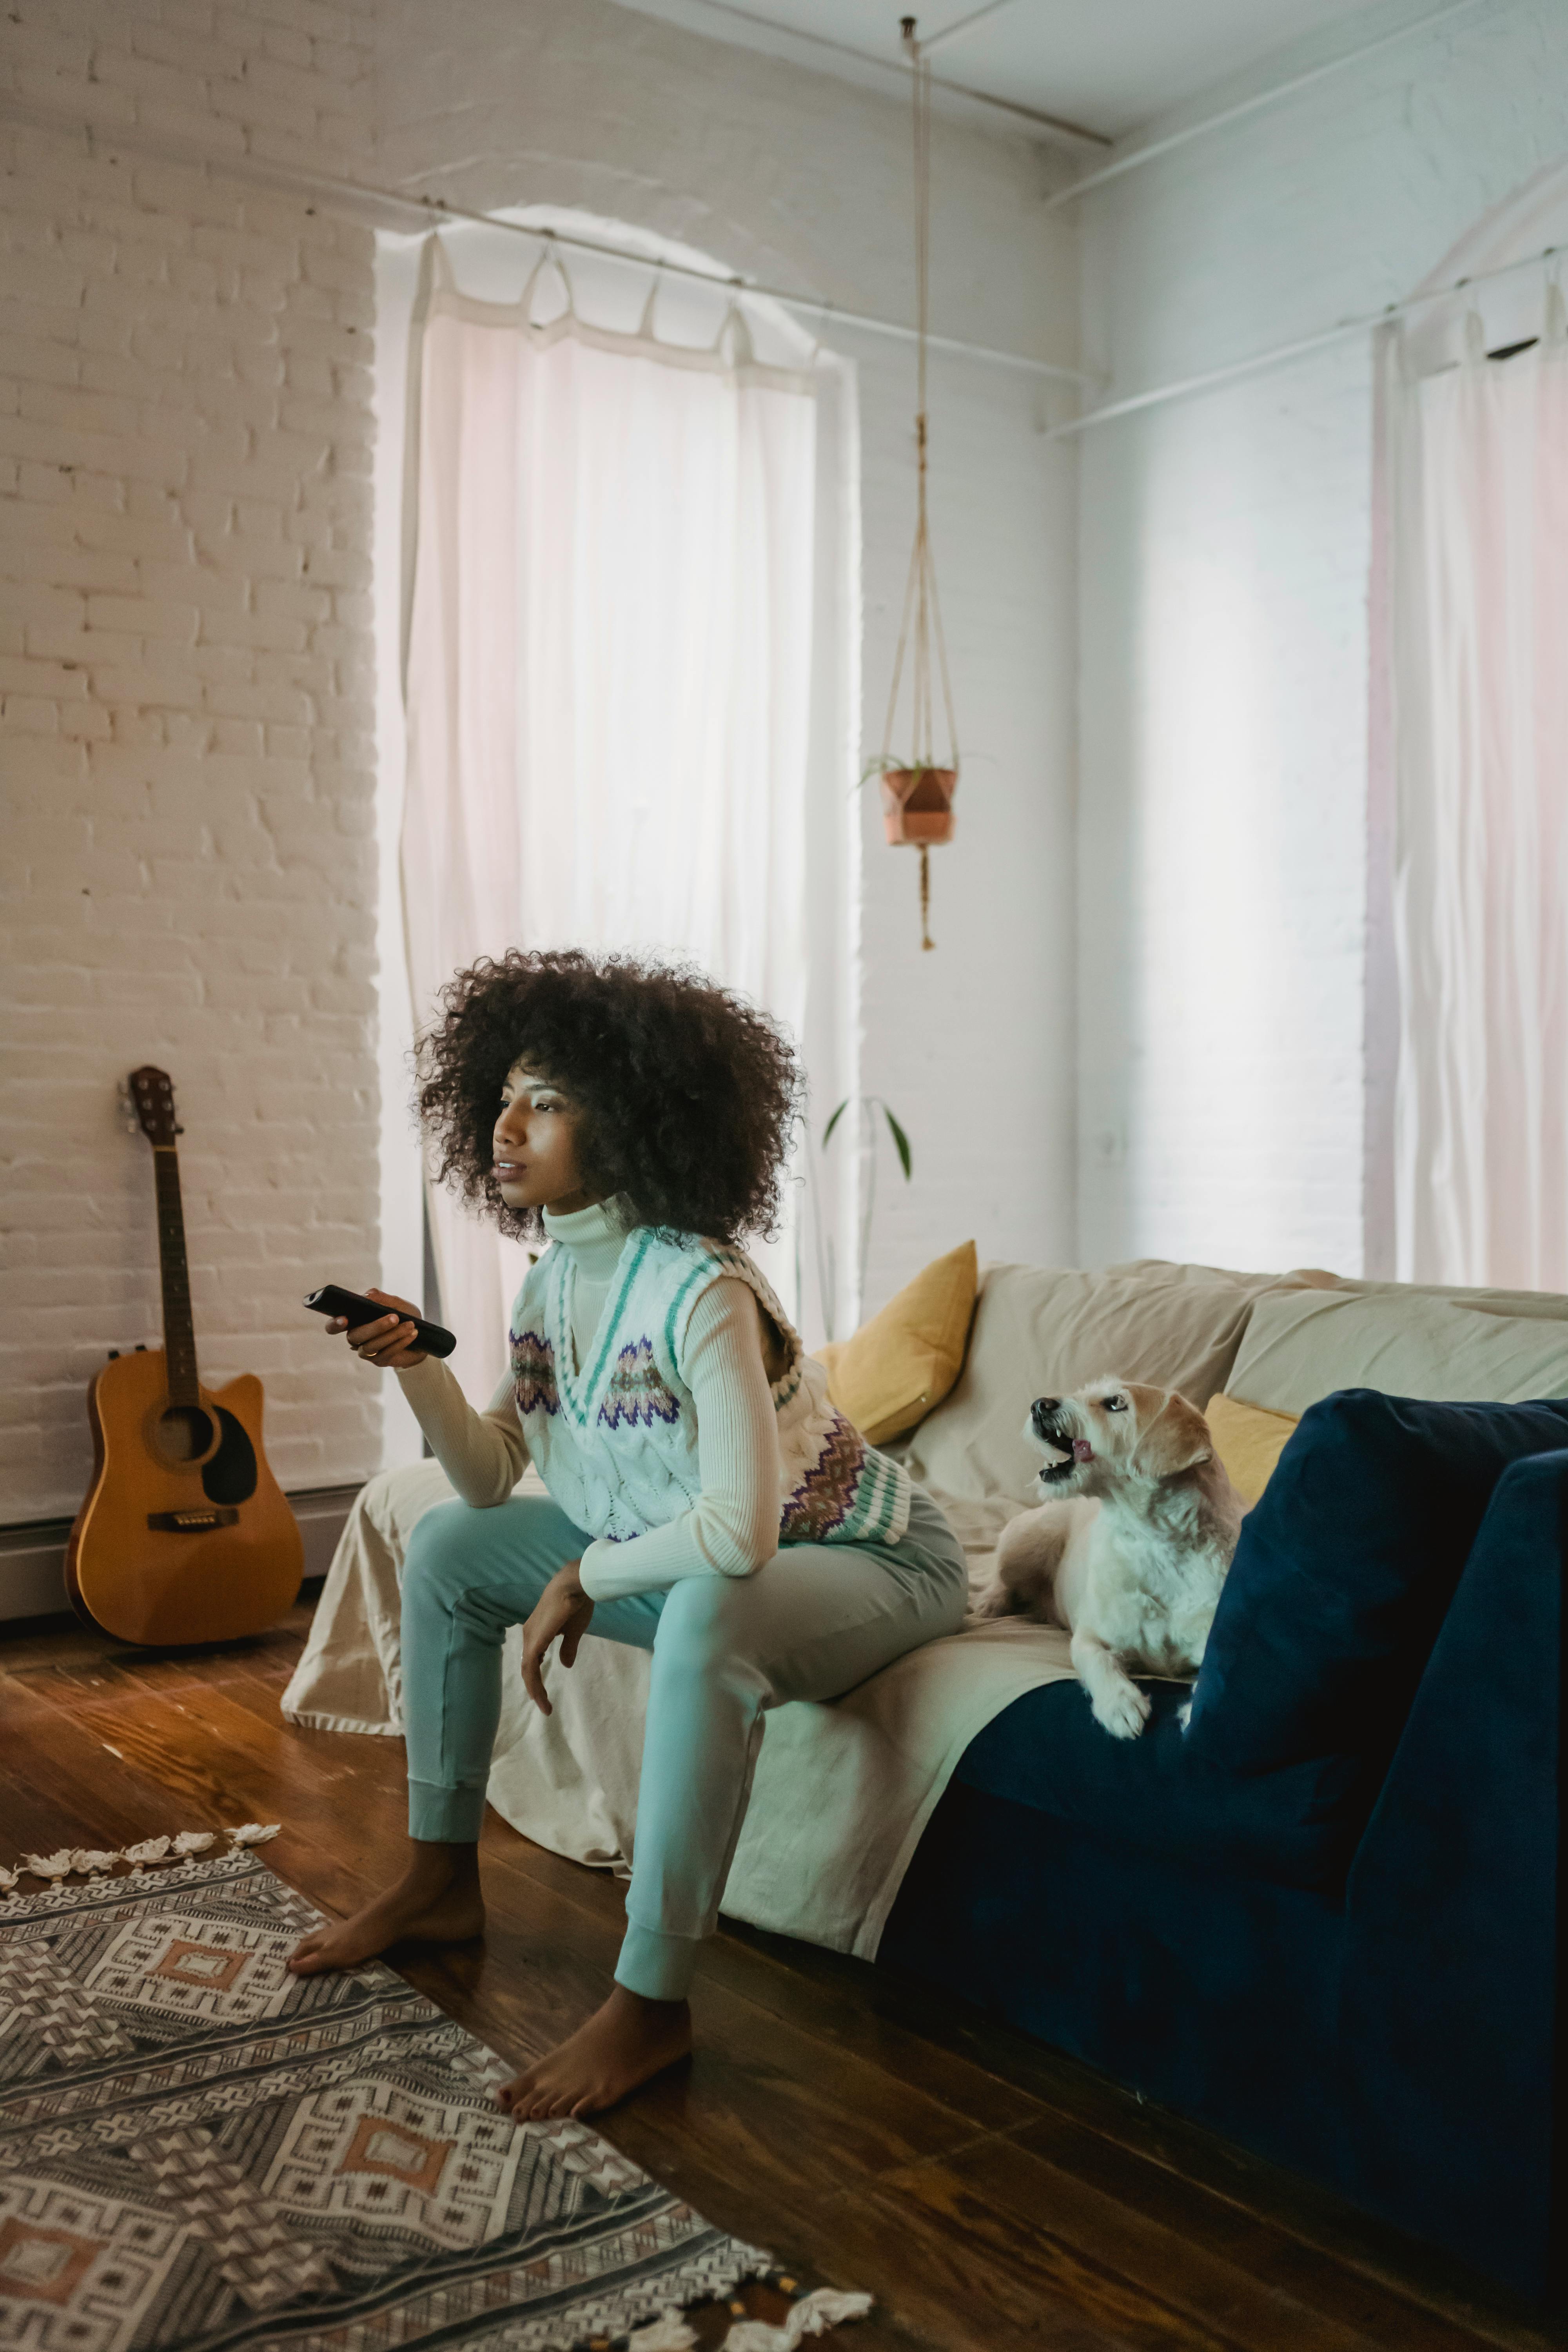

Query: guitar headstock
126,1066,182,1147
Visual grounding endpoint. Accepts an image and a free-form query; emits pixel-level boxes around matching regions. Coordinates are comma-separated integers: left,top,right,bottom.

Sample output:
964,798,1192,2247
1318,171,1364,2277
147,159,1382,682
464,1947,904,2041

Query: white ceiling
611,0,1396,142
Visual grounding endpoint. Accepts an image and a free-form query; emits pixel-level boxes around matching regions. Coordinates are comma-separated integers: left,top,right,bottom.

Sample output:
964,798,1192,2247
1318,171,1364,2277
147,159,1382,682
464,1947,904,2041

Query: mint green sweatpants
399,1482,967,2001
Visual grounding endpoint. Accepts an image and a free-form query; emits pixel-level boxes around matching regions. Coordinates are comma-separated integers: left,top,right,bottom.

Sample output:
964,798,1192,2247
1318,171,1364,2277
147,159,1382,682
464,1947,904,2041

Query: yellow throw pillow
1206,1392,1299,1509
816,1241,978,1447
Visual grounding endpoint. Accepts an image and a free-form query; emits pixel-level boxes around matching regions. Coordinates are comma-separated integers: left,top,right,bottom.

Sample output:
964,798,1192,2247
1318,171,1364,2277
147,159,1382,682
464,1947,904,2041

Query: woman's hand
333,1287,428,1371
520,1565,594,1715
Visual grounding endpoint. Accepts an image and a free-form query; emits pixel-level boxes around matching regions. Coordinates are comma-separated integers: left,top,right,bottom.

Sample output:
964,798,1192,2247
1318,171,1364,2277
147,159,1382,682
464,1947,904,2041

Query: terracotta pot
879,766,957,846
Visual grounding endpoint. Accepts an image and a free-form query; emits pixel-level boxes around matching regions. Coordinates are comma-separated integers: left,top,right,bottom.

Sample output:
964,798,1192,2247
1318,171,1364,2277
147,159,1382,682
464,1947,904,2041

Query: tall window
376,218,857,1426
1381,284,1568,1287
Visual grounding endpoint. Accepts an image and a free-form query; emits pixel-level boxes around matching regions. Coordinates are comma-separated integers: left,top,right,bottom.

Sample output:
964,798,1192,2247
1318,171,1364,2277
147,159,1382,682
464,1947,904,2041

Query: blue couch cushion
954,1677,1355,1889
1185,1390,1568,1796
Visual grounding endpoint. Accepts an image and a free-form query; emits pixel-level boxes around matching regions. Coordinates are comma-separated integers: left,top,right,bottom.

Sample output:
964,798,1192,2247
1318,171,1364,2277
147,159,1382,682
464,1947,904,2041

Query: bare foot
287,1844,484,1976
497,1985,692,2120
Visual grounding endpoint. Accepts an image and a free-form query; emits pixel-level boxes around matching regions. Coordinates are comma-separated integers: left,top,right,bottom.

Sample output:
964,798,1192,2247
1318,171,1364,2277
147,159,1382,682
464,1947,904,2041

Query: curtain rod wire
408,198,1098,384
1045,0,1493,210
1049,239,1566,438
0,96,1096,387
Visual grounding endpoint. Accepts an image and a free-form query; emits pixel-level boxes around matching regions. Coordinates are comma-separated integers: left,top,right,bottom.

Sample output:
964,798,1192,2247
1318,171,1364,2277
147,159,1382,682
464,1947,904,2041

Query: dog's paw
1093,1680,1152,1740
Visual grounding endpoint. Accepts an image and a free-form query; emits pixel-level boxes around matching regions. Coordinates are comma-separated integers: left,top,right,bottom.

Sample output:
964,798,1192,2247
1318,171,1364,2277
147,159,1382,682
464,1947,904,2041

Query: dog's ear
1132,1391,1212,1480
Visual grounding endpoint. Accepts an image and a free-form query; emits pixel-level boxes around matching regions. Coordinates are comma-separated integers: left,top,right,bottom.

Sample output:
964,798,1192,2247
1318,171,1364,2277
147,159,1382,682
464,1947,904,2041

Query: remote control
302,1285,457,1359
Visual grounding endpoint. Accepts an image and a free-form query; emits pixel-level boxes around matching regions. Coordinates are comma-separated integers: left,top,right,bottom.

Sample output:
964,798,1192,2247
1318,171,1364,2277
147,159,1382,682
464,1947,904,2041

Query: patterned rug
0,1849,773,2351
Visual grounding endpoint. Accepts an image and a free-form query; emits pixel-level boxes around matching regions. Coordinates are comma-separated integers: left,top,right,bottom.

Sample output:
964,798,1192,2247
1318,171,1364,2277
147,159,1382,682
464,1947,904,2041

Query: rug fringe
624,2285,873,2352
1,1824,279,1891
719,2288,875,2349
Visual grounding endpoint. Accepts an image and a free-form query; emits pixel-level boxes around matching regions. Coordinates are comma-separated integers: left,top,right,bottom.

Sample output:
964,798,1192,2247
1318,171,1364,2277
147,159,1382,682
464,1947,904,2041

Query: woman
288,949,968,2120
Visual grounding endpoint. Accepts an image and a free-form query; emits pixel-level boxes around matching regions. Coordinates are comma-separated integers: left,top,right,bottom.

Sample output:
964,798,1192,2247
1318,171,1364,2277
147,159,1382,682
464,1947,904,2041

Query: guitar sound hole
157,1405,216,1463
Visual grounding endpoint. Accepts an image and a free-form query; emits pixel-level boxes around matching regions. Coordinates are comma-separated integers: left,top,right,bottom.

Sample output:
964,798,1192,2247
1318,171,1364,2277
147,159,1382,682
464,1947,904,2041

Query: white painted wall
1075,0,1568,1277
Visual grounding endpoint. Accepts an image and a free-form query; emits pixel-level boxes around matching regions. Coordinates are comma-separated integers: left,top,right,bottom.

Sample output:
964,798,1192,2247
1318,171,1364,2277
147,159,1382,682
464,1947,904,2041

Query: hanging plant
875,17,960,951
861,754,958,847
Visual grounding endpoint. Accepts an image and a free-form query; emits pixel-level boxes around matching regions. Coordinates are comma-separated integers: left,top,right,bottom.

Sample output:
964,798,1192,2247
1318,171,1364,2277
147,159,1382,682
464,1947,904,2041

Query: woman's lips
495,1160,526,1180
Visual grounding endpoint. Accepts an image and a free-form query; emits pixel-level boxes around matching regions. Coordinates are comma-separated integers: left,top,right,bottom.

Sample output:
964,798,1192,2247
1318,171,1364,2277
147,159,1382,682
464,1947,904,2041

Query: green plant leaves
881,1103,913,1180
820,1096,912,1179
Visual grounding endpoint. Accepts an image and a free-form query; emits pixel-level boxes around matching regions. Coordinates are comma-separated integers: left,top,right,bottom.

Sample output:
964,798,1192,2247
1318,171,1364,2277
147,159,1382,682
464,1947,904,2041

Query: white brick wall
1076,0,1568,1277
1,0,381,1521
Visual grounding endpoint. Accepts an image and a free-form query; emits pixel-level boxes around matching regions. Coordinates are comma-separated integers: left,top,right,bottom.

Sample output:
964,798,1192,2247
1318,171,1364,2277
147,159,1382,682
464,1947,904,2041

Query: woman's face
492,1062,601,1216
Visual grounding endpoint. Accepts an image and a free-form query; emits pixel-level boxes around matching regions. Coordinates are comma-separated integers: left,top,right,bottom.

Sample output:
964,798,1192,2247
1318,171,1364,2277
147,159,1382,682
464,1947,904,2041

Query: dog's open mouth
1035,1425,1092,1484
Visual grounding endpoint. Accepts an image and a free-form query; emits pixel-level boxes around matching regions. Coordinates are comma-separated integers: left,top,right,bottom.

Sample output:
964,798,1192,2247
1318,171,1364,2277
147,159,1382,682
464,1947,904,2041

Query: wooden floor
1,1604,1559,2352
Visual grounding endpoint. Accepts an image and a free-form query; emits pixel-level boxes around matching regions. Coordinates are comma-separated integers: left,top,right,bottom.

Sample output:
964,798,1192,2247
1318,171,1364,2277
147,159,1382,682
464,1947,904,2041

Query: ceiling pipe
1045,0,1494,208
612,0,1109,147
921,0,1027,58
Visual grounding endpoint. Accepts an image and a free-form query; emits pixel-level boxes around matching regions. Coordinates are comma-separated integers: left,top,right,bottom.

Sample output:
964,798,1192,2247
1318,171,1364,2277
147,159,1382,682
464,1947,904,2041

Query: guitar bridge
147,1507,240,1532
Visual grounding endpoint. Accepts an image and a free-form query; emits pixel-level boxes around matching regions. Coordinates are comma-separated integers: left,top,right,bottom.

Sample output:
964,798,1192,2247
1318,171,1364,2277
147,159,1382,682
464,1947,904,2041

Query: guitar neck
151,1145,201,1404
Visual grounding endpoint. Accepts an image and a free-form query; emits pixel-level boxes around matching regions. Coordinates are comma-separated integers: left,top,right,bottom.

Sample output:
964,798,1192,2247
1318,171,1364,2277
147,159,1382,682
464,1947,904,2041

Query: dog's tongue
1073,1438,1094,1462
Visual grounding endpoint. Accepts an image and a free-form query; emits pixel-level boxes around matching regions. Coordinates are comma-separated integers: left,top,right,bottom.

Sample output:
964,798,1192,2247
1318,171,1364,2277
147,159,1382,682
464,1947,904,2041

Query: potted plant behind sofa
805,1094,913,1343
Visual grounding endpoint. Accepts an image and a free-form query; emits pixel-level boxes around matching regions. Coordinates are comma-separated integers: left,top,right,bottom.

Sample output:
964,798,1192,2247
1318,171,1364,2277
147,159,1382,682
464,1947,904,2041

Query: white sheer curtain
401,237,820,1405
1387,288,1568,1288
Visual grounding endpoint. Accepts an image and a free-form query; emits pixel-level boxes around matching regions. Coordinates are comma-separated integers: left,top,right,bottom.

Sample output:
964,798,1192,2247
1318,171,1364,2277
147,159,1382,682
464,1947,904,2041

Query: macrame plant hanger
878,15,960,951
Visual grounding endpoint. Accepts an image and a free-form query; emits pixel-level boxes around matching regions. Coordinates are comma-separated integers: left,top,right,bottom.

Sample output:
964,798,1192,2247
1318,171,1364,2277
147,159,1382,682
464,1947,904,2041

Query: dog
973,1377,1244,1739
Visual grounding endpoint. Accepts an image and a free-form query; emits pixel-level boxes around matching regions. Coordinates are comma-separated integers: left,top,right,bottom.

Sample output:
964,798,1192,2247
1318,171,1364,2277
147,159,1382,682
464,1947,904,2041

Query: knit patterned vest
507,1229,911,1552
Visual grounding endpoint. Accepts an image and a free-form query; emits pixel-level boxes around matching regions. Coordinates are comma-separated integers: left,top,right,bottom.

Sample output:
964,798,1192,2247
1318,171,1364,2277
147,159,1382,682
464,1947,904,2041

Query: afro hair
414,947,803,1245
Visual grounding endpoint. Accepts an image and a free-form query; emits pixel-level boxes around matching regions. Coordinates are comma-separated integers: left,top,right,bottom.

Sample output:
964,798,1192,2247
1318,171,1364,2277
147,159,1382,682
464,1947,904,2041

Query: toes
500,2077,547,2121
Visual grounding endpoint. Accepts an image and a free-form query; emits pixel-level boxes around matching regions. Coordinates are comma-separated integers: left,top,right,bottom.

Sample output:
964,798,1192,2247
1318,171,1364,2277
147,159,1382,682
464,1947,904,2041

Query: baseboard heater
0,1483,363,1627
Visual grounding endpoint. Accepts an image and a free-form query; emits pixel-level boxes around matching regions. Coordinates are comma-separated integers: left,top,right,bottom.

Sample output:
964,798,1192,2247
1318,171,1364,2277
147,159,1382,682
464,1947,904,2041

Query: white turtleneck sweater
394,1200,781,1602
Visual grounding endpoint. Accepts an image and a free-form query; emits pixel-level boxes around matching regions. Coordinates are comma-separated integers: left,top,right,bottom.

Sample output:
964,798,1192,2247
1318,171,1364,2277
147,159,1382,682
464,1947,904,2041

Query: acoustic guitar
66,1066,303,1645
